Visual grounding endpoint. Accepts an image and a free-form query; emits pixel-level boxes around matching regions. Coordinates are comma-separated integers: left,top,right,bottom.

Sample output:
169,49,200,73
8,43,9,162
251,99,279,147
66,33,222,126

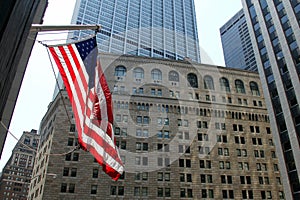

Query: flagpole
30,24,101,32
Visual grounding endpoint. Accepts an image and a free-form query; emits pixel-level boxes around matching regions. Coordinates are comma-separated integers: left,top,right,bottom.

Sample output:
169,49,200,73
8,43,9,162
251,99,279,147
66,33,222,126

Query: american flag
48,36,124,180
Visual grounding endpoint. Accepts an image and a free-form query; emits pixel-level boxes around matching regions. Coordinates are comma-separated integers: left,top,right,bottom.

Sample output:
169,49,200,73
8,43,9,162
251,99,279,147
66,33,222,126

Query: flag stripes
48,38,124,180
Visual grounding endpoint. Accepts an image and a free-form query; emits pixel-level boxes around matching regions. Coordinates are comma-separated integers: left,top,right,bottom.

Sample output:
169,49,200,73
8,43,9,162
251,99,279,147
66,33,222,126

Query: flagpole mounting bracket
30,24,101,33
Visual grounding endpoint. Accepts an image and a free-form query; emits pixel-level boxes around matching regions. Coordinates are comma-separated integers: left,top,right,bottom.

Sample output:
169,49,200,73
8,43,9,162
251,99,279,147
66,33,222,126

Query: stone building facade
0,129,39,200
29,53,284,199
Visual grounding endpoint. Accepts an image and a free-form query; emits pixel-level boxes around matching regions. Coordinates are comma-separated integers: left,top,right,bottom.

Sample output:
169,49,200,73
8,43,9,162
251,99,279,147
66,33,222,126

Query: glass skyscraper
220,9,257,71
243,0,300,199
70,0,201,62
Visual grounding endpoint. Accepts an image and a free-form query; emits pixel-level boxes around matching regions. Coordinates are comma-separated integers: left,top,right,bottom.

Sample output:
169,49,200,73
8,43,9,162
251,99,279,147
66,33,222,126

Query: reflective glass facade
220,9,257,71
70,0,200,62
243,0,300,199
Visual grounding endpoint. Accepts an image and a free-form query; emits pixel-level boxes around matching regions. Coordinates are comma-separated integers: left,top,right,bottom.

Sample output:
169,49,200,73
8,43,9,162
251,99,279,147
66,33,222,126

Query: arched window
220,77,230,92
187,73,198,88
250,81,260,96
133,67,144,79
169,70,179,82
204,75,214,90
114,65,126,76
151,69,162,80
235,79,245,93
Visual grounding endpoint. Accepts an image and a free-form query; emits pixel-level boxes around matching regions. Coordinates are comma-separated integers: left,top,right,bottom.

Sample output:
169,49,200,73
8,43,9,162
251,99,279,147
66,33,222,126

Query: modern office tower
220,9,258,71
0,129,39,200
69,0,201,62
242,0,300,199
29,53,284,199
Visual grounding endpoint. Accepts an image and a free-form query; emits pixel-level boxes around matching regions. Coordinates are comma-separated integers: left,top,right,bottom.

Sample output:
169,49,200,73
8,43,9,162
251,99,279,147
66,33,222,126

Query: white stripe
63,45,88,102
84,116,116,149
70,44,89,81
81,130,124,174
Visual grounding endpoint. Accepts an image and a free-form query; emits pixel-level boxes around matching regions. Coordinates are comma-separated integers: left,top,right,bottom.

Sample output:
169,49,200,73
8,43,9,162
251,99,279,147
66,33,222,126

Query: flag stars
75,38,97,60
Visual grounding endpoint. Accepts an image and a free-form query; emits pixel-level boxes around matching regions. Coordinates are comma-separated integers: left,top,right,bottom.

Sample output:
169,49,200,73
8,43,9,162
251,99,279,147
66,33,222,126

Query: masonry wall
29,54,284,200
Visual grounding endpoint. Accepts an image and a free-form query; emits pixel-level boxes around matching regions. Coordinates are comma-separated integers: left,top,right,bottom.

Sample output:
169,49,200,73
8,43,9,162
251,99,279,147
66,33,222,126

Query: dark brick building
0,129,39,199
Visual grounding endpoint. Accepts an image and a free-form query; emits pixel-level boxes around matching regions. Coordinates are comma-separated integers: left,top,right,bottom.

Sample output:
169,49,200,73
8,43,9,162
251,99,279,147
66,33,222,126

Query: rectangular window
183,119,189,127
118,186,124,196
134,187,140,196
157,117,162,125
137,116,142,124
73,153,79,161
223,190,234,199
91,185,97,194
123,115,128,122
238,98,242,104
67,138,74,146
164,118,169,125
69,124,76,132
186,159,191,168
233,124,237,131
165,188,171,197
221,123,226,130
139,88,144,94
69,183,75,193
212,95,216,101
110,186,117,195
215,123,220,129
228,97,232,103
61,183,67,193
157,89,162,96
65,153,71,161
116,114,121,122
186,174,192,182
157,188,163,197
178,119,182,126
202,189,207,198
70,168,77,177
63,167,69,176
187,189,193,198
239,125,243,131
151,88,156,95
92,168,98,178
220,161,224,169
143,116,149,124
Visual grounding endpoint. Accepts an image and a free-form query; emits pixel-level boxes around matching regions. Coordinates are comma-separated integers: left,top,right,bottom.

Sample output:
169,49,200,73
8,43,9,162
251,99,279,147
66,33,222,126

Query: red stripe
97,61,114,124
67,45,88,90
87,143,122,180
49,47,73,103
82,115,122,163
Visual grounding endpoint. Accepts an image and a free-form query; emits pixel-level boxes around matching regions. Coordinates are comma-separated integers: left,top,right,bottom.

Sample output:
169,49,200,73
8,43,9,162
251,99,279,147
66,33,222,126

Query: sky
0,0,242,170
